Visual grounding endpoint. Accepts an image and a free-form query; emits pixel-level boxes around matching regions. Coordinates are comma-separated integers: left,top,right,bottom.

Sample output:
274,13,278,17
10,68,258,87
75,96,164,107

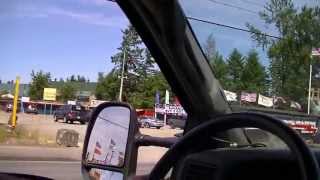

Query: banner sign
43,88,56,101
21,97,30,102
155,104,187,116
67,100,76,105
240,92,257,103
224,90,237,101
258,94,273,107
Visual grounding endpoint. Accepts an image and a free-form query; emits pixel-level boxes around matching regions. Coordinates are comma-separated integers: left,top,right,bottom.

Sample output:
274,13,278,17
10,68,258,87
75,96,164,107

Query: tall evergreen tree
242,50,268,93
226,49,245,92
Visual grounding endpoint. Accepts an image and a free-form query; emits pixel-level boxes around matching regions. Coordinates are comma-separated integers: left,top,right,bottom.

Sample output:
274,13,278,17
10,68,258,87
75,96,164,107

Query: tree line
204,34,268,95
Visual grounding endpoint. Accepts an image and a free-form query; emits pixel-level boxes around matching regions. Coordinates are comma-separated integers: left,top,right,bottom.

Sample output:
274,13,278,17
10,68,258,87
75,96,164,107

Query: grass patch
0,126,8,143
0,125,57,146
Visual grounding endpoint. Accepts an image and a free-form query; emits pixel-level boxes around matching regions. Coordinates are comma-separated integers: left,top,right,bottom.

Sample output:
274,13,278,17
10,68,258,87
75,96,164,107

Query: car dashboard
174,148,320,180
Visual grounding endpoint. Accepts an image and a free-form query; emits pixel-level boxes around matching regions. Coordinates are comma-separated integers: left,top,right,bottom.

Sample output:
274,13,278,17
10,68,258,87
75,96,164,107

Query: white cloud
45,7,128,28
1,2,128,28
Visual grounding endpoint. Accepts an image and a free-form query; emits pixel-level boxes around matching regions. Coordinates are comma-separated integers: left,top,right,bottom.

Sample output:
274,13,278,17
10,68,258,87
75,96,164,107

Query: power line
104,0,279,39
239,0,265,8
187,16,281,39
207,0,260,15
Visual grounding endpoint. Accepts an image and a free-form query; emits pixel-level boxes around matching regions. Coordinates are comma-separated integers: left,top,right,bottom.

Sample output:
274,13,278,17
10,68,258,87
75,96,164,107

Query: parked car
167,118,186,129
53,105,89,124
25,105,38,114
5,103,13,112
138,116,164,129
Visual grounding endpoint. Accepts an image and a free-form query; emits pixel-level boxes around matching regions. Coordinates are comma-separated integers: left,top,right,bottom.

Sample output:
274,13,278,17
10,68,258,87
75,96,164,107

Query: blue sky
1,0,128,83
0,0,315,83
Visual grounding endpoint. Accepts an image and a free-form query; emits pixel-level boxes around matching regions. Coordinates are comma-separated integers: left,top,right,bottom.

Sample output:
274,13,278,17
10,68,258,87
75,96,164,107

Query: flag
223,90,237,101
94,141,102,155
155,91,160,104
240,92,257,103
290,101,302,110
258,94,273,107
165,90,170,104
312,48,320,56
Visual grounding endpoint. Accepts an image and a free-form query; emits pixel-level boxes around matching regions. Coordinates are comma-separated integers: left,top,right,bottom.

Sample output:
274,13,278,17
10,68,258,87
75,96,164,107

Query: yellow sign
43,88,57,101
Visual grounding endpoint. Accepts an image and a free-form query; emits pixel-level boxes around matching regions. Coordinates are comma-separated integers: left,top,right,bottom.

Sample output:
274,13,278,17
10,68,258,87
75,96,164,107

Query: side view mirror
81,102,138,180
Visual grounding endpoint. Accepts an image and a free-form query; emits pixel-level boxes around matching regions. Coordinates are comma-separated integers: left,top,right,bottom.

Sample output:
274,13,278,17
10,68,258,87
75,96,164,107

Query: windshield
180,0,320,145
0,1,181,178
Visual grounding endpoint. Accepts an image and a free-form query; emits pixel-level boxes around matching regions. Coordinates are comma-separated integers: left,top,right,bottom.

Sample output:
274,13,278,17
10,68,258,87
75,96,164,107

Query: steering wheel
149,112,320,180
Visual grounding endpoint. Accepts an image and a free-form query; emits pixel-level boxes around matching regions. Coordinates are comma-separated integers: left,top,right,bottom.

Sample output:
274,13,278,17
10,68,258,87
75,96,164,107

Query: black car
53,105,88,124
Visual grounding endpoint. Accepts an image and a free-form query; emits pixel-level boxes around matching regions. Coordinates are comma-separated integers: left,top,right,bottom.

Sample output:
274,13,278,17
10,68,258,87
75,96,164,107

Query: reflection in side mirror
89,169,123,180
86,106,129,167
82,102,138,180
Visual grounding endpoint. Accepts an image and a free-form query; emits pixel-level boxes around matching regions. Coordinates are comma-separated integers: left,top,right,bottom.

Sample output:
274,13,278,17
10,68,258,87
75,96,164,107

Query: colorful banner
155,104,187,116
43,88,56,101
223,90,237,101
258,94,273,107
240,92,257,103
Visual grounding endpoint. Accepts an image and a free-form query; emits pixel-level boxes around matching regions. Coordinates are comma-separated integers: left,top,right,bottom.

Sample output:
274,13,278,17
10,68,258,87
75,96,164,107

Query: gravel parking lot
0,110,182,165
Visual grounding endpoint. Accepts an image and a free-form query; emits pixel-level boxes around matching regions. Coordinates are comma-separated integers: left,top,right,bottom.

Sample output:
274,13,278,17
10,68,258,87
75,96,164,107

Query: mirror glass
89,168,123,180
85,106,130,167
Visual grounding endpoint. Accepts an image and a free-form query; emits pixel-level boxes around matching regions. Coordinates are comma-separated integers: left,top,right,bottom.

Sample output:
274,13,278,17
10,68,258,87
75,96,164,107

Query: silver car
138,116,164,129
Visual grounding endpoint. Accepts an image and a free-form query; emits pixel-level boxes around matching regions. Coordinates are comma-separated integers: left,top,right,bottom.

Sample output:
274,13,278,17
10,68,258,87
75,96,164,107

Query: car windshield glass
1,1,181,178
179,0,320,145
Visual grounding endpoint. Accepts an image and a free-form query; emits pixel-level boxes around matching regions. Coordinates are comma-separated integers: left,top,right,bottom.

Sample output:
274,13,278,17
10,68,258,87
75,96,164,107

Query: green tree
29,70,51,100
133,72,171,108
203,34,216,60
242,50,268,93
203,34,229,88
226,49,245,91
95,71,119,101
59,82,76,102
70,75,76,82
247,0,320,104
211,53,228,88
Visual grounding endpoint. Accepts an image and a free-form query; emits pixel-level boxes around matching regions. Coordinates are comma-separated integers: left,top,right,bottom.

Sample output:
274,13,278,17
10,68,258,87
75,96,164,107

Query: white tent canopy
1,93,14,99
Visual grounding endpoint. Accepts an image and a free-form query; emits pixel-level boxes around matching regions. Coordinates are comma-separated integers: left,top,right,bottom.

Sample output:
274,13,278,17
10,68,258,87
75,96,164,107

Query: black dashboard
174,148,320,180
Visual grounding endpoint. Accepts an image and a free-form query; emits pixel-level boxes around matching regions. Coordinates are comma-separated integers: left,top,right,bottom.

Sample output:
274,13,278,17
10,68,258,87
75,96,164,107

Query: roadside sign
67,100,76,105
43,88,57,101
21,96,30,102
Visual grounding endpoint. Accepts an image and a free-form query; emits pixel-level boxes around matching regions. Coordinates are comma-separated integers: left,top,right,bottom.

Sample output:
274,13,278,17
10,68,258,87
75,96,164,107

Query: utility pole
308,63,312,115
118,49,126,102
308,48,320,114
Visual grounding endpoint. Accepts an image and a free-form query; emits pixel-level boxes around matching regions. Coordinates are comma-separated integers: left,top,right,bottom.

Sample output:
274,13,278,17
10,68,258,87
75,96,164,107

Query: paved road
0,160,154,180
